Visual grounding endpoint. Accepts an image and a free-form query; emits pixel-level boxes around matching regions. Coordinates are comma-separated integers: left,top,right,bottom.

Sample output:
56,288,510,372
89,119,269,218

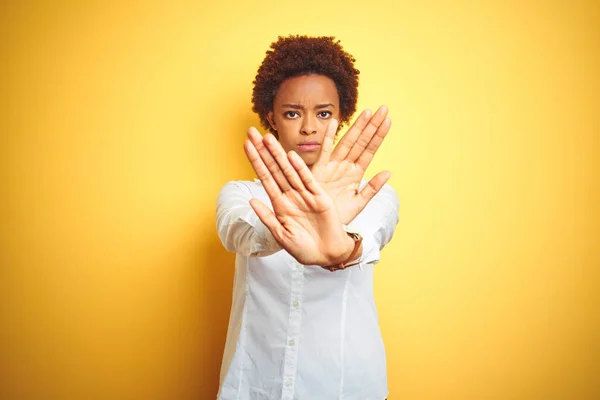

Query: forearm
216,182,282,257
218,213,281,257
322,183,399,270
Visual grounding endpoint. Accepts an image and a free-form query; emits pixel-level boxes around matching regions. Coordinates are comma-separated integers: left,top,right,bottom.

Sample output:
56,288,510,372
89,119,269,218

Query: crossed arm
217,106,398,268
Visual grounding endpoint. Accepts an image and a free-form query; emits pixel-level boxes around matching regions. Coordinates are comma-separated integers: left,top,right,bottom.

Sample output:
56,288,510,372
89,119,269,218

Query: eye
284,111,300,119
317,111,332,119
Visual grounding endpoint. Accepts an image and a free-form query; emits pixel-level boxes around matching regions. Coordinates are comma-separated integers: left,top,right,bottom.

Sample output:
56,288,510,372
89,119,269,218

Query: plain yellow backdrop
1,1,598,399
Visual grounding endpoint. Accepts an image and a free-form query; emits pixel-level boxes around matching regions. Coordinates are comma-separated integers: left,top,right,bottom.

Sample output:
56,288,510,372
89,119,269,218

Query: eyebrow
281,103,336,110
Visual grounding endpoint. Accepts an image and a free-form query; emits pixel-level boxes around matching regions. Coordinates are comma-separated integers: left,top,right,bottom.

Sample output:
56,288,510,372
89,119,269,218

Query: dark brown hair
252,35,360,136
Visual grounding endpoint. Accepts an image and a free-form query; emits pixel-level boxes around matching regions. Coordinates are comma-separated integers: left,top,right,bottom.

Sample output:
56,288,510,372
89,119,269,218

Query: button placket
281,259,305,399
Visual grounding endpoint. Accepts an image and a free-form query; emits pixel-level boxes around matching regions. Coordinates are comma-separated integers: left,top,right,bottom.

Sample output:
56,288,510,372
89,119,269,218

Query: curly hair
252,35,360,136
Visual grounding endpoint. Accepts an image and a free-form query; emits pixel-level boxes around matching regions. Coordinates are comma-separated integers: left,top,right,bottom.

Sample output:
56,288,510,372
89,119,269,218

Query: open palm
244,128,354,266
312,106,392,224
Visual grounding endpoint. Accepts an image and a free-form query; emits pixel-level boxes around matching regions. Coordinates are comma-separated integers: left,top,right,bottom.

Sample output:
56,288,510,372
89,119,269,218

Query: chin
300,155,318,168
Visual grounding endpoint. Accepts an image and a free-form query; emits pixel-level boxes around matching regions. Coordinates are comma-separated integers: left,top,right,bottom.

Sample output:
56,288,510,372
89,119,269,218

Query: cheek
274,120,297,151
278,137,295,153
332,111,341,123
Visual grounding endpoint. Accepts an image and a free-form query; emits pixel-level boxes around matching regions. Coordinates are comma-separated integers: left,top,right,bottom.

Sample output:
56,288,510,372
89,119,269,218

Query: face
267,74,340,168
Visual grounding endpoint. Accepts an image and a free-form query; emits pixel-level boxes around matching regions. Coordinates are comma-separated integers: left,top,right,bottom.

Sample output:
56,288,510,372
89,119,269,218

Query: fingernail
365,109,372,118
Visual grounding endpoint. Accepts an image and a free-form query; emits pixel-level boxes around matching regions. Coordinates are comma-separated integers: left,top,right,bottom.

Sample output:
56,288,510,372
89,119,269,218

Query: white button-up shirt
216,179,399,400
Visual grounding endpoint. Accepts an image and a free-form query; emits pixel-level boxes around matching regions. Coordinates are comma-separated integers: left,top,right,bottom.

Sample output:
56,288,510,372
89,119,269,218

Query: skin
247,74,393,268
267,74,340,169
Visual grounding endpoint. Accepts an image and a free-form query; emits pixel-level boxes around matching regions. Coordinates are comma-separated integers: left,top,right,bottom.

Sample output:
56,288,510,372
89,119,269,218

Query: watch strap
325,231,363,272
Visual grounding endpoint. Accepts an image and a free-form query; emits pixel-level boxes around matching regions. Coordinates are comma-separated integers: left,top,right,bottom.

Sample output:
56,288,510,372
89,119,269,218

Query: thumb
249,198,283,242
356,170,391,208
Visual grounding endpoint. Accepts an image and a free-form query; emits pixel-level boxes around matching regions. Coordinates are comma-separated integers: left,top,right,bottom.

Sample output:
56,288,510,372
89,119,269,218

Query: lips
297,141,320,152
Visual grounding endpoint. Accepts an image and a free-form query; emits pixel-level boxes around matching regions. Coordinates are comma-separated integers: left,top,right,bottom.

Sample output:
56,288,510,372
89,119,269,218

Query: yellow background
1,1,598,399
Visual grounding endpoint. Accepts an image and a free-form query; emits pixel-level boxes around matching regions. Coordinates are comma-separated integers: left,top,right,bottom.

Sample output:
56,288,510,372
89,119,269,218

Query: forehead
274,74,339,105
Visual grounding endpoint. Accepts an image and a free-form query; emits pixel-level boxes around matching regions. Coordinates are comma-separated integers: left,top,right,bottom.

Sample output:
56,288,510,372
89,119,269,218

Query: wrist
322,227,363,271
327,233,356,265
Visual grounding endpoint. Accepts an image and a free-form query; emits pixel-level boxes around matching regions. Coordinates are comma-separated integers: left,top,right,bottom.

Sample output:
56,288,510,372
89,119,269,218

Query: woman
216,35,399,400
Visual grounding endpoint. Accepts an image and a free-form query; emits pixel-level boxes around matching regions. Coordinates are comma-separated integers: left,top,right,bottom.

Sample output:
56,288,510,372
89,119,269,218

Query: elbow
216,210,237,253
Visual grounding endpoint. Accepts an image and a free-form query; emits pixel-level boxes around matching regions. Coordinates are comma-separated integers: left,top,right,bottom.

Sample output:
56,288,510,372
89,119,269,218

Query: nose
300,116,317,135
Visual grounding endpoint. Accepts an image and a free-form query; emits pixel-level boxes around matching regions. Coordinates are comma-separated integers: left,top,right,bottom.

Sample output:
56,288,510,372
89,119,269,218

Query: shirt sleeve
348,182,400,266
216,181,283,257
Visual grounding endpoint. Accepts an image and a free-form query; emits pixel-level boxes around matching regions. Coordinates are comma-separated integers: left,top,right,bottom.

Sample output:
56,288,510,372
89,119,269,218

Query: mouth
297,141,321,152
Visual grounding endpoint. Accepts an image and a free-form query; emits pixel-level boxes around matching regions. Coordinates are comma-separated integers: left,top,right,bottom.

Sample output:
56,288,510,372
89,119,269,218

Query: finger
345,106,389,163
331,109,372,162
249,198,283,243
355,117,392,170
243,138,282,199
313,118,338,167
263,134,306,192
288,150,325,196
247,128,291,192
355,170,392,212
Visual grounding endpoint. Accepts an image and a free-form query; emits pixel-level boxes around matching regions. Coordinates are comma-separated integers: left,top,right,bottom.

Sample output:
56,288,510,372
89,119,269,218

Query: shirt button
288,339,295,346
292,300,299,309
285,379,293,388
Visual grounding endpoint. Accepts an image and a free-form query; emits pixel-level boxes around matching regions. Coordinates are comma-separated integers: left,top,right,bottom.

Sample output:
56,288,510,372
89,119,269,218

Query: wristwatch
324,227,363,272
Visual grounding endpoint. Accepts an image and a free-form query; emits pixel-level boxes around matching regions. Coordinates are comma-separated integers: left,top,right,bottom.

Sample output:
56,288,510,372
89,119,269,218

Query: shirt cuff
346,223,380,266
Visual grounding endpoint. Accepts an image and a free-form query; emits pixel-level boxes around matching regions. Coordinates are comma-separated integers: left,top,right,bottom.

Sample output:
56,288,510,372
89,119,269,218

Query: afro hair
252,35,360,136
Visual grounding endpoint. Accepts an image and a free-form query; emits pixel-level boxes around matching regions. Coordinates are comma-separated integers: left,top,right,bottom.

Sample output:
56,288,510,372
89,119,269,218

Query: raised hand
243,128,355,266
312,106,392,224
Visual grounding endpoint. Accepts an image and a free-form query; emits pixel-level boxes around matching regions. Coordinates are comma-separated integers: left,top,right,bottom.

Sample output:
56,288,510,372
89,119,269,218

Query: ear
266,111,277,131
